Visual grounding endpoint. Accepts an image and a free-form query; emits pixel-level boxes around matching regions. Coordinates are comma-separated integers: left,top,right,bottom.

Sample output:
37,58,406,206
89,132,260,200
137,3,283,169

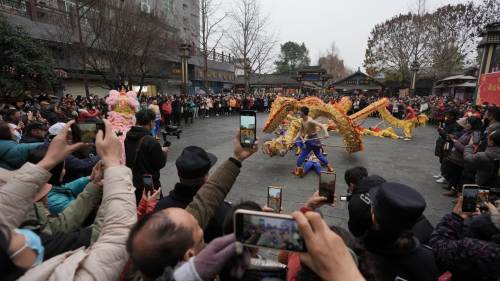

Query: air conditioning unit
140,2,151,14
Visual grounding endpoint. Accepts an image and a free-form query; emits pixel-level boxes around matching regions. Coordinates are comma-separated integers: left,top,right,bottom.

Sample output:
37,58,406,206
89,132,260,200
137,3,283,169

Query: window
162,0,173,13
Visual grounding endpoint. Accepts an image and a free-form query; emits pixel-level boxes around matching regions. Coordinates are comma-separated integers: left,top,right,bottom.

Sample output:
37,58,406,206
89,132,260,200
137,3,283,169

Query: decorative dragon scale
262,96,428,157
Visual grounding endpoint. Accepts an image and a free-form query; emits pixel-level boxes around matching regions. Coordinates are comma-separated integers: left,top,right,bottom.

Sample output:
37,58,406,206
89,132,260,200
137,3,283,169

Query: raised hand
233,131,259,162
38,121,86,171
95,120,122,168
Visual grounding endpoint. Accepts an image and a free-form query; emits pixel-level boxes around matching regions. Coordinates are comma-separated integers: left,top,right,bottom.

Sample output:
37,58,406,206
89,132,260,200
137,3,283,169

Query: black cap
176,146,217,179
369,182,426,233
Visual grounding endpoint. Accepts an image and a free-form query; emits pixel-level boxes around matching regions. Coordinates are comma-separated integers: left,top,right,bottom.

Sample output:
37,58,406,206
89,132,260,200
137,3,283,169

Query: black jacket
348,183,434,244
364,230,440,281
125,126,166,202
154,182,231,242
435,121,463,158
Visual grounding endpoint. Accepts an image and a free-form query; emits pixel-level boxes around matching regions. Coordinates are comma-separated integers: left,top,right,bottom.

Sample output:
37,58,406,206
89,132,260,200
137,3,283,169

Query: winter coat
363,230,439,281
429,213,500,281
0,140,42,170
464,145,500,186
434,121,462,158
125,126,166,202
47,176,91,215
19,166,137,281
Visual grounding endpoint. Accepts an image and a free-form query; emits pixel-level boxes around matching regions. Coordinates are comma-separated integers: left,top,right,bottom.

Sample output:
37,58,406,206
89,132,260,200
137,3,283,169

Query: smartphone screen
234,210,306,252
72,121,105,143
240,111,256,147
143,174,154,193
462,185,479,212
267,186,283,213
319,172,336,203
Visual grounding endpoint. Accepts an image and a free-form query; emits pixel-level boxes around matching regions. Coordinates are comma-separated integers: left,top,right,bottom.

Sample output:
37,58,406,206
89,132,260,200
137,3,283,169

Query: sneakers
433,174,442,179
403,137,412,141
436,176,447,184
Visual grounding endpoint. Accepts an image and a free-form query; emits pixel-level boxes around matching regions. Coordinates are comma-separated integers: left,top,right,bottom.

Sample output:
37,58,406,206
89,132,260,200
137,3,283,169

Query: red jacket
162,102,172,115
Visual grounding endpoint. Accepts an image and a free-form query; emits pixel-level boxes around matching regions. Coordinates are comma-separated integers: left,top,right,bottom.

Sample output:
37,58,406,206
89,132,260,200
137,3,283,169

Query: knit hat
48,122,66,136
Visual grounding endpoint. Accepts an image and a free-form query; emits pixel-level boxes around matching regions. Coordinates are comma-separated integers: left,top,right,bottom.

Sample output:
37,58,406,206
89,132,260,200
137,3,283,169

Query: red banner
478,72,500,106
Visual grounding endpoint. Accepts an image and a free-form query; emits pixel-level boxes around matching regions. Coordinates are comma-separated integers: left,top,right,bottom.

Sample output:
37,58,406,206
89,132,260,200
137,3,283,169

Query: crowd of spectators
0,90,499,281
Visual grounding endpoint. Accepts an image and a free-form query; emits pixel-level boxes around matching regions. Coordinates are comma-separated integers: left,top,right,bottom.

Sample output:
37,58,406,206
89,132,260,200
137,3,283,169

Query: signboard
477,72,500,105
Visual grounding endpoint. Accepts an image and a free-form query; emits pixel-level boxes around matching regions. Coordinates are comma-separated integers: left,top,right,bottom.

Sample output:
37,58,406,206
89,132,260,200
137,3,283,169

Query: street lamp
410,60,421,96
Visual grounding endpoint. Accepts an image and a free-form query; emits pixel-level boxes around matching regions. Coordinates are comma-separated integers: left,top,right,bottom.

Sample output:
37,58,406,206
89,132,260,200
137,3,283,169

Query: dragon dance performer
293,107,334,177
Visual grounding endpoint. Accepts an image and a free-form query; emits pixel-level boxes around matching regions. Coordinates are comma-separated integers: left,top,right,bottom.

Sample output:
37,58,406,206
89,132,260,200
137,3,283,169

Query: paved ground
159,113,452,229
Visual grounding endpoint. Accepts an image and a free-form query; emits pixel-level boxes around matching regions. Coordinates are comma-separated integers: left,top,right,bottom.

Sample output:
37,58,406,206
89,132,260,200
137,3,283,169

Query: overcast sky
221,0,470,71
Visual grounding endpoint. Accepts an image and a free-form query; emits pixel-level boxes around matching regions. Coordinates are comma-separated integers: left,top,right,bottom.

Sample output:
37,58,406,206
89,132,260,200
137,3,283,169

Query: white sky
221,0,470,71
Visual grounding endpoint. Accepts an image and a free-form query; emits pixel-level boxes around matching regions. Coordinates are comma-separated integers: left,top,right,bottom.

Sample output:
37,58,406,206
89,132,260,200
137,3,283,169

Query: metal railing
196,47,234,64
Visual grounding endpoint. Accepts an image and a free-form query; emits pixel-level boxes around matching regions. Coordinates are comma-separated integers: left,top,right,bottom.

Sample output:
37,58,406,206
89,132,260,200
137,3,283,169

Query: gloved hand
193,234,237,280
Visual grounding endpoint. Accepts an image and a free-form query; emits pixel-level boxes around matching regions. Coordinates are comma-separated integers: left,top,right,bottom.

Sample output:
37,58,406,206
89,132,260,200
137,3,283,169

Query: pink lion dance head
106,89,139,162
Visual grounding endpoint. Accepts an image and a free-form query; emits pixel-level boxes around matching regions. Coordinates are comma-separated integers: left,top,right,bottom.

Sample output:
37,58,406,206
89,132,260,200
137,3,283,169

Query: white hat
48,122,66,136
457,117,468,129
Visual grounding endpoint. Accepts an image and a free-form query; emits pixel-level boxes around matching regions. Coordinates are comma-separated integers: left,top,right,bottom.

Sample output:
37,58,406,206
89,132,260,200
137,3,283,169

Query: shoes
403,138,412,141
433,174,442,179
436,177,447,184
293,167,304,178
326,164,334,172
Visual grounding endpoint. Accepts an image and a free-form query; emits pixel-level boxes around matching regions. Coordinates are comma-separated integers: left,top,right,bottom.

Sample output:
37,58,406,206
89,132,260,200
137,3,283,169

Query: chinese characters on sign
478,72,500,105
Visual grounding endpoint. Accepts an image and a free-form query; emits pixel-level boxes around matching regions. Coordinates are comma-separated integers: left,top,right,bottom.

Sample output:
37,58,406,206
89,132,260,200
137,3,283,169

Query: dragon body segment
263,96,428,157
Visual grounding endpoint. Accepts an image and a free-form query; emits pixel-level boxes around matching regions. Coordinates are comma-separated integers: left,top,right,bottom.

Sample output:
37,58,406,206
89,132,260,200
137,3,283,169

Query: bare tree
227,0,275,90
84,1,171,94
318,42,351,81
200,0,227,91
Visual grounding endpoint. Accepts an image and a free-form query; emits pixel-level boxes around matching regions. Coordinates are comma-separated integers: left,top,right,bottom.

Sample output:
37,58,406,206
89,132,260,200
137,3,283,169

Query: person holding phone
125,109,168,203
430,196,500,281
293,107,333,177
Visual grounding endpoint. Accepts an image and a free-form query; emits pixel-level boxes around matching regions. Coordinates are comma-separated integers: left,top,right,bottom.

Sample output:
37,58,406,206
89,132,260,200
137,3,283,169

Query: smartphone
234,209,306,252
267,186,283,213
340,195,349,202
462,184,479,212
71,121,105,143
240,111,257,148
319,172,336,203
143,174,154,193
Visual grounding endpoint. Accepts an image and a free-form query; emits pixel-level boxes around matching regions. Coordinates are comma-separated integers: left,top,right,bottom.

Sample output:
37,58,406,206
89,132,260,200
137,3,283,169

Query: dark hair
445,109,460,120
467,116,483,131
344,167,368,186
136,109,156,126
127,211,195,279
490,130,500,147
27,148,64,185
4,109,19,122
0,122,13,140
488,106,500,122
223,201,262,235
300,106,309,116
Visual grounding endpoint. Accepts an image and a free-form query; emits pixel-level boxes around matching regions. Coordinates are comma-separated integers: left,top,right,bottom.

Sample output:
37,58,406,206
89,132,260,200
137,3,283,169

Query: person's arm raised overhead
76,120,137,280
186,132,258,229
0,121,85,232
292,211,365,281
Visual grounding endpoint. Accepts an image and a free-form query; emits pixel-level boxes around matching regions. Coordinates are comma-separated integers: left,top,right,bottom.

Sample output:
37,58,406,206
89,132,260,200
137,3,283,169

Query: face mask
11,229,44,267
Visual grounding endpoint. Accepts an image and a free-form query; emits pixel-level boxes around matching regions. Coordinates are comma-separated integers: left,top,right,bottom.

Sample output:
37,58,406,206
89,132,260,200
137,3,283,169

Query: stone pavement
160,113,452,229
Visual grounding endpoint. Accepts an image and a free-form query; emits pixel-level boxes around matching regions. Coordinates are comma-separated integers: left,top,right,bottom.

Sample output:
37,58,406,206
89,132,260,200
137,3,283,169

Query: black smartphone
240,111,257,148
462,184,479,212
319,172,336,203
267,186,283,213
234,209,306,252
143,174,154,193
71,121,105,143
